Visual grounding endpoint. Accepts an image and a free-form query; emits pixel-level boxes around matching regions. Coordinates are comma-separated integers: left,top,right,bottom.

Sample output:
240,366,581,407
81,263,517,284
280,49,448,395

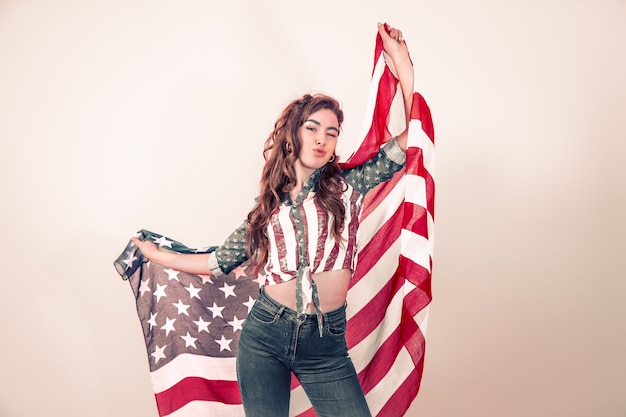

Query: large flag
114,29,435,417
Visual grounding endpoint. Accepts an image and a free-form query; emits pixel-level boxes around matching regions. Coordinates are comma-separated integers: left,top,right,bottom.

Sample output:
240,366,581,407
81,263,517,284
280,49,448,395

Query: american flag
114,30,434,417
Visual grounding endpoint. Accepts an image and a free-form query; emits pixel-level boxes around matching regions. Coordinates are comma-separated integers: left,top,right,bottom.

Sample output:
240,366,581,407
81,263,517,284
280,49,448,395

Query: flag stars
232,265,247,279
228,316,245,332
215,335,233,352
219,282,236,299
164,268,180,281
139,278,151,296
185,283,202,299
152,236,174,248
207,302,225,318
243,296,255,313
161,317,176,336
200,274,214,285
193,317,211,333
151,344,166,363
180,332,198,349
173,300,191,316
147,312,158,330
123,251,137,269
154,284,167,302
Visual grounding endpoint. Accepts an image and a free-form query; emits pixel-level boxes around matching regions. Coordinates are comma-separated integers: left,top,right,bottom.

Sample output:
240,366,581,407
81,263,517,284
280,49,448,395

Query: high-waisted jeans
236,289,372,417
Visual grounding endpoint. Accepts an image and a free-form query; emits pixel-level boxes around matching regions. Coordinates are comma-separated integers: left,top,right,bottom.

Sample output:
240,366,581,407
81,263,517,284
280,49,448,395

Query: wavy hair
246,94,345,275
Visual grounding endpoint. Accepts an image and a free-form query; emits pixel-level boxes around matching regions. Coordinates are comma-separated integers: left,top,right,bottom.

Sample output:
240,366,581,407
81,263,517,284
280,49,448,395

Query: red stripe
155,377,241,416
400,300,427,366
360,168,404,220
399,257,432,316
376,365,424,417
411,92,435,142
295,407,318,417
402,202,429,239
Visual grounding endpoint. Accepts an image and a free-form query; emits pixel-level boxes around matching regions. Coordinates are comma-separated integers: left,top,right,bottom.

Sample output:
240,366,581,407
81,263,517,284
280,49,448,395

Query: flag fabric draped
114,30,434,417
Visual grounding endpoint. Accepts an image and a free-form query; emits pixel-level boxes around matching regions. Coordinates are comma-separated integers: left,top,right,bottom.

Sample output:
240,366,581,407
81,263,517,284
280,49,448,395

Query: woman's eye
306,126,316,132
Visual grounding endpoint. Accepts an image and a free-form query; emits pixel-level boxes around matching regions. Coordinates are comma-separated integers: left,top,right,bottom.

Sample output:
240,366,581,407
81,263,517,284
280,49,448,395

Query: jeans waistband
257,288,346,323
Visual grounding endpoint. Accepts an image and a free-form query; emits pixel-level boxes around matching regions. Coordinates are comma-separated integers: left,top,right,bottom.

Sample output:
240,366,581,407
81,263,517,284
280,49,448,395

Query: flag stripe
155,377,241,415
150,354,237,392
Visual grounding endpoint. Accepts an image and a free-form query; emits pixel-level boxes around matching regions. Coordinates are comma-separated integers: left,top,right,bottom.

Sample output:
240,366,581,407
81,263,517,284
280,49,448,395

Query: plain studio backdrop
1,1,625,416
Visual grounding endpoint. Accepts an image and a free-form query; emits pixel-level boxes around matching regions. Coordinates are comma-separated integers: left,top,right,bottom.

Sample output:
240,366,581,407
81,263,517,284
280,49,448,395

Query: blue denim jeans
236,289,372,417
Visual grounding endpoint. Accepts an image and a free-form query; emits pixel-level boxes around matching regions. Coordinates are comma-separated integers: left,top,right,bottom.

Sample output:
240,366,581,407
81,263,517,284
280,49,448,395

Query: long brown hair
246,94,345,274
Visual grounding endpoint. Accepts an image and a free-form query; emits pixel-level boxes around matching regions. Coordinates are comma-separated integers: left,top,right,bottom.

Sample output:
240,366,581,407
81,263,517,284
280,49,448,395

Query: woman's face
295,108,339,177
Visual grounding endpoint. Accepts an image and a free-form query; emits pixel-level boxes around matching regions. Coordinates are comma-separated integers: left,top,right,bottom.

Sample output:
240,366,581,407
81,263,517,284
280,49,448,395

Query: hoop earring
328,154,335,163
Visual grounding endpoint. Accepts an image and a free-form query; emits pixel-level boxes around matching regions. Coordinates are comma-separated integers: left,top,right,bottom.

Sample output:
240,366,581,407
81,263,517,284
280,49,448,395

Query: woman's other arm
131,219,249,276
131,237,214,276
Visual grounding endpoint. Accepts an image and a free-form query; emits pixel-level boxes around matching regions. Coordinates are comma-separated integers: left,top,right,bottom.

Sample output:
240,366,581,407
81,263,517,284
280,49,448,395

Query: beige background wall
1,1,624,416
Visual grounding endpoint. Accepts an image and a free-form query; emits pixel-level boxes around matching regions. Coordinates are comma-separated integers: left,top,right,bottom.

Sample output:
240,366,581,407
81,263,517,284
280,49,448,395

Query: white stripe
279,208,299,272
404,174,427,208
400,229,431,272
150,353,237,392
409,118,435,177
357,54,387,142
288,385,312,416
302,196,320,269
167,400,243,417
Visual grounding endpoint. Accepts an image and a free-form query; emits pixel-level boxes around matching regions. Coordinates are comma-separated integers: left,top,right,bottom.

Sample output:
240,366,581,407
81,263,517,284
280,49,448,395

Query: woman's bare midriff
263,268,352,313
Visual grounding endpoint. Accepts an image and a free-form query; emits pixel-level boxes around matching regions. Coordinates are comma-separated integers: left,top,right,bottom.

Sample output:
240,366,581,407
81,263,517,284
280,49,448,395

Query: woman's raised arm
378,22,414,151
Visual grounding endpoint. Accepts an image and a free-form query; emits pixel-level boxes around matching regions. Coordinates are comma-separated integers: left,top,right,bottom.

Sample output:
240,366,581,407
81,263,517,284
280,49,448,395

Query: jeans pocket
325,314,347,337
249,302,280,325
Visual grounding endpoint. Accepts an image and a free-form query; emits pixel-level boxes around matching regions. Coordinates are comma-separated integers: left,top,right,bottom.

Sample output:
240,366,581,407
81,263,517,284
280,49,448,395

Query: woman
133,23,414,417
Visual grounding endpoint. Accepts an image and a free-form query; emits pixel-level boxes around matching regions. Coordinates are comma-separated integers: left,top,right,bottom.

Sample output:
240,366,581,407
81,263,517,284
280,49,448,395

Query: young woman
133,23,414,417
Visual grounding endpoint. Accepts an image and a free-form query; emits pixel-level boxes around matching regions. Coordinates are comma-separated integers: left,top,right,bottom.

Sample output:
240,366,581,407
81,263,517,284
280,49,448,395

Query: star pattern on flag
154,284,167,302
173,300,190,316
152,236,174,248
207,302,225,318
122,251,138,268
139,278,151,296
130,260,259,370
185,283,201,299
215,335,233,352
164,268,180,281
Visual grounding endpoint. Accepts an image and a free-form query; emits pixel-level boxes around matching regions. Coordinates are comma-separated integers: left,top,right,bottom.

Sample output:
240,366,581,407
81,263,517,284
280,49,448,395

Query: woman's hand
378,23,411,65
131,237,161,262
131,236,213,275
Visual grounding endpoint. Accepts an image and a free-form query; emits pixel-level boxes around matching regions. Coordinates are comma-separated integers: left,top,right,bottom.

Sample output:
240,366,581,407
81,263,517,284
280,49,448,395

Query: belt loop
276,305,286,319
